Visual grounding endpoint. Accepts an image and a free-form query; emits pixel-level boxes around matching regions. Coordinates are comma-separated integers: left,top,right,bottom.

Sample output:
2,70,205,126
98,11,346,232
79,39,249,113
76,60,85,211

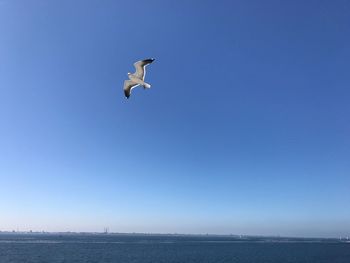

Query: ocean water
0,233,349,263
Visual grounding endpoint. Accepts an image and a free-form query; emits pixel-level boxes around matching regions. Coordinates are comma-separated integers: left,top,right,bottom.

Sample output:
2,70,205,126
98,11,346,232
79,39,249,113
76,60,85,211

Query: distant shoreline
0,231,348,243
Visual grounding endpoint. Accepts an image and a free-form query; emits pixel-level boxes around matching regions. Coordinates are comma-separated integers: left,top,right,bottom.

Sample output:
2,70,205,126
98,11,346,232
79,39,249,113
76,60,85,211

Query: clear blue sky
0,0,349,238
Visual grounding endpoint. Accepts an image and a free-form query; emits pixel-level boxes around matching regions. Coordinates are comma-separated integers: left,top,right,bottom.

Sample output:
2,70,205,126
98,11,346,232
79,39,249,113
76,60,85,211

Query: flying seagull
123,58,155,99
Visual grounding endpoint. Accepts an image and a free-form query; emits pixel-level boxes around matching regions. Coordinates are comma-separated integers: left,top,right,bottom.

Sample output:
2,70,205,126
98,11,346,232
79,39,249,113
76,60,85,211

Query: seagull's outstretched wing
133,58,155,80
123,80,139,99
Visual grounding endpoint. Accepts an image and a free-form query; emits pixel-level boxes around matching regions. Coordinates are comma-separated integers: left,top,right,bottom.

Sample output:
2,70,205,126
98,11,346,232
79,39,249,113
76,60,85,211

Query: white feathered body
128,73,151,88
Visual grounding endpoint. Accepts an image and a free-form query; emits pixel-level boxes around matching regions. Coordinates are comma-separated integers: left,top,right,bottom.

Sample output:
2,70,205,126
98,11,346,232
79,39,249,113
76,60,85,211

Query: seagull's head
127,72,131,76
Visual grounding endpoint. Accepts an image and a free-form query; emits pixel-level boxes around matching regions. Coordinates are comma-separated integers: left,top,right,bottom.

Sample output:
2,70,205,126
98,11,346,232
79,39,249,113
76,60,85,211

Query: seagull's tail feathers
143,83,151,89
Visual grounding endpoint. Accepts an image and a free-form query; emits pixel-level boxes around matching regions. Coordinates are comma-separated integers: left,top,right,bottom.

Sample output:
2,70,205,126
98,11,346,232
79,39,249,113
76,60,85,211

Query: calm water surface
0,234,349,263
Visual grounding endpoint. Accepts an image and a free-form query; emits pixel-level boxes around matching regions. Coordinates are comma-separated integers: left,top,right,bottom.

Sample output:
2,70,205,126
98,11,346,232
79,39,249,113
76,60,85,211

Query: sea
0,233,349,263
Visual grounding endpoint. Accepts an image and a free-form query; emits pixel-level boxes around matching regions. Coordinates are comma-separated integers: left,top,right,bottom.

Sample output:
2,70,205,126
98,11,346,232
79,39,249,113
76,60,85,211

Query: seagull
123,58,155,99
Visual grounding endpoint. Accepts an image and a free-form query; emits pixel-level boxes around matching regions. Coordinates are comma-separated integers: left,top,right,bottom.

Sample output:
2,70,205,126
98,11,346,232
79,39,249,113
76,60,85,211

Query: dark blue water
0,233,349,263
